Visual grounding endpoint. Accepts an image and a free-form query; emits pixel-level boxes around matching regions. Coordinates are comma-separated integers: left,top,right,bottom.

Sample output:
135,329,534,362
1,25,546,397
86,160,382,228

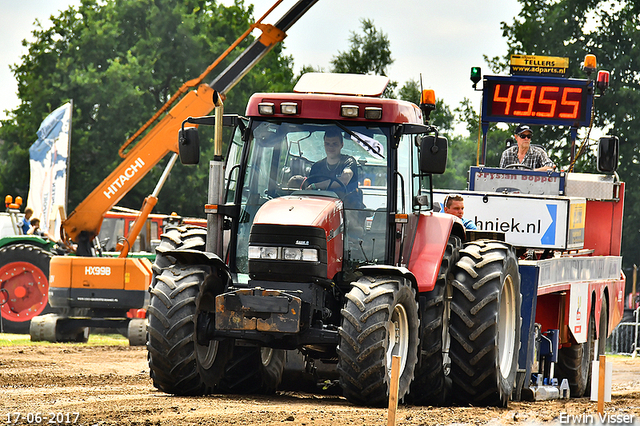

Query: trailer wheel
147,263,233,395
127,318,147,346
449,240,521,407
408,235,461,406
556,311,595,397
218,347,286,394
0,244,53,334
337,275,419,407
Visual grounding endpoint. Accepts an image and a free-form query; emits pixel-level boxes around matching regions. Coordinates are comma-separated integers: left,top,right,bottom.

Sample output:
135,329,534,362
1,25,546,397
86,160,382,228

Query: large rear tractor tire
219,347,286,394
0,244,53,334
337,275,419,407
555,310,595,398
408,235,461,406
147,225,233,395
449,240,521,407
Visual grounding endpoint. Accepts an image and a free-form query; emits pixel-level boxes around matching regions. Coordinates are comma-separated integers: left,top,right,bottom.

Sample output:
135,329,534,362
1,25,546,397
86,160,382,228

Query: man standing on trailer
499,124,556,171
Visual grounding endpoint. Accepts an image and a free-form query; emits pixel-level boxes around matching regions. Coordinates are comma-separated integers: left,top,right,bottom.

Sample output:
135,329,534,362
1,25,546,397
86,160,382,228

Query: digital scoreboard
481,75,593,127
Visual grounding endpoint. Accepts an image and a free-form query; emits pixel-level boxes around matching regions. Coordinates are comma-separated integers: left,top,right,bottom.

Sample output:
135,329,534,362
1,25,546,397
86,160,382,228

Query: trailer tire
337,275,419,407
556,310,595,398
0,244,53,334
147,263,233,395
449,240,521,407
408,235,461,406
218,347,286,394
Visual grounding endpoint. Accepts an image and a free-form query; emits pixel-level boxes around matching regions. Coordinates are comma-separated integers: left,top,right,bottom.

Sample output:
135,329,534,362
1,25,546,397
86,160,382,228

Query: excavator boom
61,0,318,246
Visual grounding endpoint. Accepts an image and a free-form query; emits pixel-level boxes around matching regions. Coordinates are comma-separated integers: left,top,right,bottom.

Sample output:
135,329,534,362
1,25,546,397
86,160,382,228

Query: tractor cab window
233,121,391,275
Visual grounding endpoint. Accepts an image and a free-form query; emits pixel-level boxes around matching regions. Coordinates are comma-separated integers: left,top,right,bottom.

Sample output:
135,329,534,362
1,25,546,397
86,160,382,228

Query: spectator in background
444,194,477,230
27,217,50,239
19,207,33,235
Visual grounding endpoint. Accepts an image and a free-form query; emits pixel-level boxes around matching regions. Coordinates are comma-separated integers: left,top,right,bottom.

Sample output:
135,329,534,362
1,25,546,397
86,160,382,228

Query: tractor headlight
248,246,278,260
283,247,319,262
248,245,318,262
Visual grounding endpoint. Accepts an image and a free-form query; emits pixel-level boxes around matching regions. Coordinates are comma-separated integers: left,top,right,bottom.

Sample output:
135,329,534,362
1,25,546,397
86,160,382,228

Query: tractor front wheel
337,275,419,407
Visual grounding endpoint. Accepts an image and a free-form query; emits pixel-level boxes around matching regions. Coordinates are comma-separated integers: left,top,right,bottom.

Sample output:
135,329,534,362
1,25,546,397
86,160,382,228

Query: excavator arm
61,0,318,250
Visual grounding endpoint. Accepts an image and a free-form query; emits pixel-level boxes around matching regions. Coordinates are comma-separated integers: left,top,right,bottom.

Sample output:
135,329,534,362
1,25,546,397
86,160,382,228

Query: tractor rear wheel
0,244,53,334
218,347,286,394
408,235,461,406
337,275,419,407
449,240,521,407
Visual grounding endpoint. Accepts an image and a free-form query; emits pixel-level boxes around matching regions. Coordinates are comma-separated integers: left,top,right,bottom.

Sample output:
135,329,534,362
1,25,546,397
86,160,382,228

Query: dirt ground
1,344,639,426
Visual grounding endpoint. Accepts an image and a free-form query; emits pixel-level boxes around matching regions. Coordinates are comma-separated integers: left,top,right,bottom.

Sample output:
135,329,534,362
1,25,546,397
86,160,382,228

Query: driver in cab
499,124,556,172
305,129,358,192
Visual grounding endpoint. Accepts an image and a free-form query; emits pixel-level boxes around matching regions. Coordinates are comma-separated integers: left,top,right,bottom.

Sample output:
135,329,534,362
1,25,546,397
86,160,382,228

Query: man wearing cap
499,125,556,171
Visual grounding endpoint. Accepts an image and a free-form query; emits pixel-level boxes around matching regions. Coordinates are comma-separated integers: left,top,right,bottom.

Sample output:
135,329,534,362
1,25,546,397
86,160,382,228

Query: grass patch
0,333,130,346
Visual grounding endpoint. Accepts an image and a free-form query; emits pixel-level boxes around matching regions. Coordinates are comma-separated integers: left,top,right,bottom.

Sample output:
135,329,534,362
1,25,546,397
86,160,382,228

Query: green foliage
330,18,394,76
499,0,640,271
0,0,295,218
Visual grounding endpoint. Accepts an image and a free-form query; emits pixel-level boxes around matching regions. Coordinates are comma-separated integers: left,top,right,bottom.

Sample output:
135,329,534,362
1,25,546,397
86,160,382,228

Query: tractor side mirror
419,135,448,174
597,136,619,173
178,127,200,165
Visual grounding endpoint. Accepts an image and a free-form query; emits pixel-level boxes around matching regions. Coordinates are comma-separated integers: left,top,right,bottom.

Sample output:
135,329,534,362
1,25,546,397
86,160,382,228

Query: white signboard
568,282,589,343
434,191,585,250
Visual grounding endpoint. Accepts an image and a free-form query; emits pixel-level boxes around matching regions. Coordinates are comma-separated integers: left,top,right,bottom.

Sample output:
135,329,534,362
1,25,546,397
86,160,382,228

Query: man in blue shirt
444,194,477,230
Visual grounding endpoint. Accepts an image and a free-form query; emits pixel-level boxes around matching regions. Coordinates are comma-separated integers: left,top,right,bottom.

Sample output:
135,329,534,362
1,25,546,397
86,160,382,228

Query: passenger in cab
499,124,556,171
305,129,358,193
444,194,477,230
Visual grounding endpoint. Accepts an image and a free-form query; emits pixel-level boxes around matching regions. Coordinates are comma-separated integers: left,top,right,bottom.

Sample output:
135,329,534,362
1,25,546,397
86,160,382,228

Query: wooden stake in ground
387,355,401,426
598,354,606,415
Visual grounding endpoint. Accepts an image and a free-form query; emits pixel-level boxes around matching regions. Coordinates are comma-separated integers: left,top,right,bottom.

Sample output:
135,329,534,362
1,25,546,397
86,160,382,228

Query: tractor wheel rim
498,274,517,379
261,347,274,366
0,261,48,322
196,340,220,370
387,303,409,377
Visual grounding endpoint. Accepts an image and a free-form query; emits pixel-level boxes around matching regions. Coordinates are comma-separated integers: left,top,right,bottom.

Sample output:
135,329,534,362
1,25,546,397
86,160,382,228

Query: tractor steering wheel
304,174,347,193
505,164,533,170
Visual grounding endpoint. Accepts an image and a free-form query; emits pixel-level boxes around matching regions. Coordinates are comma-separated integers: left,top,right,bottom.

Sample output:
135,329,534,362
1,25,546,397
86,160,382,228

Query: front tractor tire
0,243,53,334
146,225,232,395
449,241,521,407
337,275,419,407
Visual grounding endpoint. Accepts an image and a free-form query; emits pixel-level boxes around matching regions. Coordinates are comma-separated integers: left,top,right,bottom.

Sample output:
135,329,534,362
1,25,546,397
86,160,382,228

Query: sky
0,0,522,123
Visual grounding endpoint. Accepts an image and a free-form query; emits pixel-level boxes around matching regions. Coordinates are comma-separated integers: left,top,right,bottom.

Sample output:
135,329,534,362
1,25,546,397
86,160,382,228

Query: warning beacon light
420,89,436,122
597,70,610,94
470,66,482,89
583,54,597,76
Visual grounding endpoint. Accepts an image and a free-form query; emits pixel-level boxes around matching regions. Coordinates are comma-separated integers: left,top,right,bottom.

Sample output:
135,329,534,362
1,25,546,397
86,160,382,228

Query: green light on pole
471,67,482,89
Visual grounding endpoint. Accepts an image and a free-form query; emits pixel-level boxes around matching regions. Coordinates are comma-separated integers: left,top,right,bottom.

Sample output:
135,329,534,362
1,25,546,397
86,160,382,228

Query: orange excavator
21,0,318,343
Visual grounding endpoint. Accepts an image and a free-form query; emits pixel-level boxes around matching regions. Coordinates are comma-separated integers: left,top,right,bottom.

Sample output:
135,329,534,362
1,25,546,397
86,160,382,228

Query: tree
331,18,393,76
0,0,296,219
499,0,640,271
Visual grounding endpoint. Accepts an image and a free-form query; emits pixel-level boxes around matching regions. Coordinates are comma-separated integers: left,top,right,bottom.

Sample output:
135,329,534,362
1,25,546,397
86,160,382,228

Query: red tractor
147,72,521,406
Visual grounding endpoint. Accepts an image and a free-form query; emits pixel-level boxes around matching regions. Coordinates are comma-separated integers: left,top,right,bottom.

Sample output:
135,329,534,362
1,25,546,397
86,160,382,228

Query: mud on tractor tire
337,275,419,407
0,243,53,334
146,225,233,395
449,240,521,407
408,235,462,406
